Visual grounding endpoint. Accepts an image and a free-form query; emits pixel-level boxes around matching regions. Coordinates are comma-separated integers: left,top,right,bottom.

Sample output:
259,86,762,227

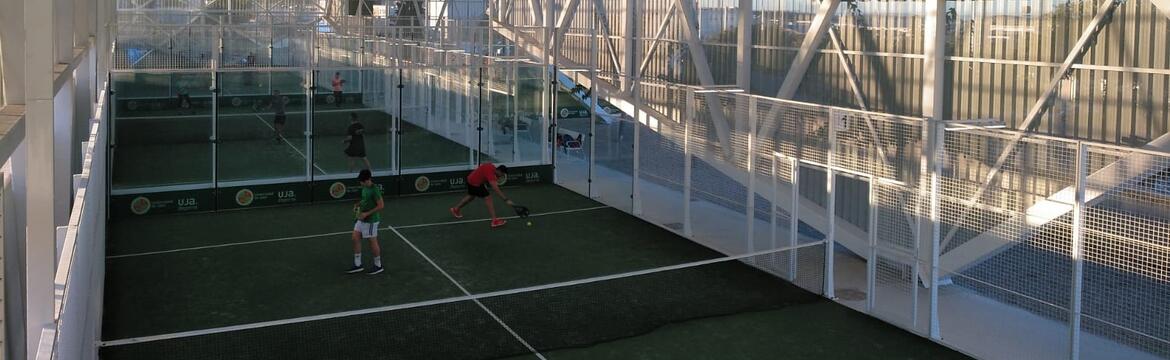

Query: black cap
496,165,509,174
357,169,373,181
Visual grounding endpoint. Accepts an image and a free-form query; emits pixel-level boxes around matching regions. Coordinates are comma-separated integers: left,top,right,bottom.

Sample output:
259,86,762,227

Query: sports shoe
367,266,384,275
491,219,507,228
346,265,364,274
449,207,463,219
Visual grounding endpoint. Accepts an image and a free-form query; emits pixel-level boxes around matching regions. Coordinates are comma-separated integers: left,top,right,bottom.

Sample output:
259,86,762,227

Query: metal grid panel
1079,145,1170,358
115,25,219,70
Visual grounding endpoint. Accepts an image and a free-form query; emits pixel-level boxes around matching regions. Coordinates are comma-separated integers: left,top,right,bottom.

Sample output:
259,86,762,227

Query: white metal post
928,122,944,340
683,89,694,237
746,96,757,254
304,70,313,180
866,176,877,312
588,16,600,197
824,109,836,299
1069,142,1087,359
211,72,218,185
771,153,778,256
789,156,799,280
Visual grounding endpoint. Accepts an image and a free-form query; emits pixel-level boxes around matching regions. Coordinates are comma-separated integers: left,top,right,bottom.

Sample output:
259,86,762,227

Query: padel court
99,184,968,359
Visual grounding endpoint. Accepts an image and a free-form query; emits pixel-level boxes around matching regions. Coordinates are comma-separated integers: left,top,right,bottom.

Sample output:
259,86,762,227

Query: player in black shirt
344,112,372,172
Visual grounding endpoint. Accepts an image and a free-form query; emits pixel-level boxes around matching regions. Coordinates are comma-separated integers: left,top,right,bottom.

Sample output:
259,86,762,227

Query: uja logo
414,176,431,192
328,182,348,199
130,196,152,215
235,189,255,206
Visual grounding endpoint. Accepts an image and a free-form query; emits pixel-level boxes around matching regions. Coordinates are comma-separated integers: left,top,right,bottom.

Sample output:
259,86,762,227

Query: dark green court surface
100,185,969,360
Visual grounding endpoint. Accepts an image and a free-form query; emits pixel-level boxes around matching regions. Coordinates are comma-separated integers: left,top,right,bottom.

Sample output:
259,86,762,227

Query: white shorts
354,221,379,239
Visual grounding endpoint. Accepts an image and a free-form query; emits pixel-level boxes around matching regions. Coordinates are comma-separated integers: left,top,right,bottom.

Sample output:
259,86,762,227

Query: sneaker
449,207,464,219
491,219,507,228
346,265,364,274
367,266,384,275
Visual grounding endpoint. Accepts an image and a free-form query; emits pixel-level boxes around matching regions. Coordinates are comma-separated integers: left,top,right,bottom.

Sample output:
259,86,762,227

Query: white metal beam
938,0,1121,253
621,0,637,92
734,0,751,132
735,0,751,92
552,0,583,47
588,0,623,76
675,0,734,159
755,0,840,137
633,2,676,86
528,0,543,25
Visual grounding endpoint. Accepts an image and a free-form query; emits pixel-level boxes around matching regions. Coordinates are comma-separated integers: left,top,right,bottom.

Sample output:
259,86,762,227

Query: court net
99,244,827,360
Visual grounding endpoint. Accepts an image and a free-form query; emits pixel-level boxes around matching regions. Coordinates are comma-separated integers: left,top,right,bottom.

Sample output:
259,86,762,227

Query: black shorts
345,147,366,158
467,183,489,198
274,114,287,124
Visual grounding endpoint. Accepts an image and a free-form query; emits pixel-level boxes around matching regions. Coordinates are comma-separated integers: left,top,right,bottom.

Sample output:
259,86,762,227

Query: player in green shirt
348,169,385,274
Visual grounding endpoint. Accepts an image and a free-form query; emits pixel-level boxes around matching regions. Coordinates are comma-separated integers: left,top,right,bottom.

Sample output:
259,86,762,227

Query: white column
1068,143,1087,359
921,0,946,340
25,0,58,356
55,0,74,64
824,109,836,299
735,0,751,93
0,0,27,105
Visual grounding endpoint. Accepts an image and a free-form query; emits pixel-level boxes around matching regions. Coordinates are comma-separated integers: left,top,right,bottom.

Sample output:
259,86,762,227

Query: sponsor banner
557,105,591,119
399,170,468,196
501,165,554,187
311,176,393,202
111,189,216,218
111,165,552,216
217,182,311,210
399,165,553,195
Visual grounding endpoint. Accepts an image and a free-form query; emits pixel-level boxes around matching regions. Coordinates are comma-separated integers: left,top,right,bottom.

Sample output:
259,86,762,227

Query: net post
1068,141,1087,359
824,108,837,299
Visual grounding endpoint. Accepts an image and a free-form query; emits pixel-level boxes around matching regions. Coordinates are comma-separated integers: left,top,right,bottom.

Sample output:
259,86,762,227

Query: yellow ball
526,221,533,226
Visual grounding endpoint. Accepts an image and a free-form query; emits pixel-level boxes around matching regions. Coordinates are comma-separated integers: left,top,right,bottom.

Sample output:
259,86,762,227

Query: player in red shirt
449,163,514,228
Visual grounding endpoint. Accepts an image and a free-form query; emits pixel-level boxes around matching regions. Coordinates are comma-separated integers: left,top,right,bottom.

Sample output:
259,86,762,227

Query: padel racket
512,205,531,218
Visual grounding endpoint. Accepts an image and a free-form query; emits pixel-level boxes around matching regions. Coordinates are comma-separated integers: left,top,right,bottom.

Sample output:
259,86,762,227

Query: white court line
99,241,824,348
387,225,547,359
107,206,611,259
253,114,329,175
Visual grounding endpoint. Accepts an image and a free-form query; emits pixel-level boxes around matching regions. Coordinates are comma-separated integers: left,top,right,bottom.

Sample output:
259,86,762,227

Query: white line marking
106,206,611,259
99,241,823,347
387,225,547,360
253,114,328,175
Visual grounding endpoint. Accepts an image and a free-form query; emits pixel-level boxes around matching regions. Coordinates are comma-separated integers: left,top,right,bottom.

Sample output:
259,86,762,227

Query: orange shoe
449,207,463,219
490,219,507,228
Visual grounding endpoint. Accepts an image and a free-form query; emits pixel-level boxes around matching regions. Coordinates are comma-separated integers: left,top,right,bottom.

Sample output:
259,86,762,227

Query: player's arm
489,181,514,206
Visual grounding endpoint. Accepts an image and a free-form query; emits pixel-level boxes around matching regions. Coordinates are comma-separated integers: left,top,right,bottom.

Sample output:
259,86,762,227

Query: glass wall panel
111,72,215,189
399,66,475,171
216,70,310,183
313,69,394,176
